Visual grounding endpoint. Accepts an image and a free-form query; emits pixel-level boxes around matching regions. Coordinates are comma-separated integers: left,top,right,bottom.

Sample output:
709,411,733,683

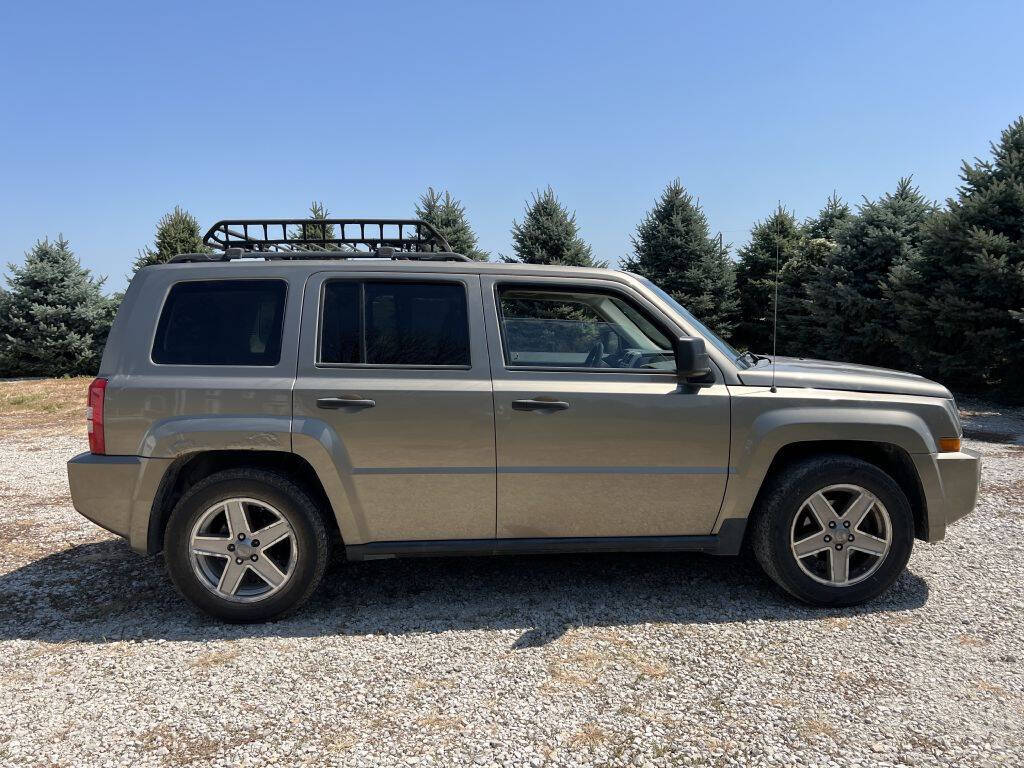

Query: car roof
152,257,628,281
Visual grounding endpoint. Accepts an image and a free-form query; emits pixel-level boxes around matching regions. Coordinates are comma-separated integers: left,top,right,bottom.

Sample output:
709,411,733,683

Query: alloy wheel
189,497,297,602
789,484,892,586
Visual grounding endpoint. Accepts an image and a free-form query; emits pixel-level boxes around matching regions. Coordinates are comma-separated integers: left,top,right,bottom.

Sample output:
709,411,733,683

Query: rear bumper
67,452,172,553
913,448,981,542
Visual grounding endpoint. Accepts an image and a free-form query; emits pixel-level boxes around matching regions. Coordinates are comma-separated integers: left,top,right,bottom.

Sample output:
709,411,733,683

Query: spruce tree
623,179,738,338
811,178,935,368
890,117,1024,399
133,206,209,272
292,201,336,250
734,206,804,353
415,187,488,260
0,236,116,376
777,195,853,357
803,192,852,240
508,187,600,266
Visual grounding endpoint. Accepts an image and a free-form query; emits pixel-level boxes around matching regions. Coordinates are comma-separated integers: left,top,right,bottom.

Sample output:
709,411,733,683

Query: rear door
293,271,496,544
482,275,731,539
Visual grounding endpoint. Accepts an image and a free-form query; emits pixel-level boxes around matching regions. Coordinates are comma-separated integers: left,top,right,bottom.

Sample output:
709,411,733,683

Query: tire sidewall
165,474,323,622
765,461,915,606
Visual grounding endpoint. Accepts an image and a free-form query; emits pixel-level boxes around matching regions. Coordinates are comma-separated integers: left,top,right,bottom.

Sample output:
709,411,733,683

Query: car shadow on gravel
0,538,929,646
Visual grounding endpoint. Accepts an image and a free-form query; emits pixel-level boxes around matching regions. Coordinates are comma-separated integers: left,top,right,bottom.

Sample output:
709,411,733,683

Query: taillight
87,378,107,454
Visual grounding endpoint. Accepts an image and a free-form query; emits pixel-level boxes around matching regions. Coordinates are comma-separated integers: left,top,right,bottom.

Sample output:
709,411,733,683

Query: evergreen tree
623,179,738,337
777,194,853,357
803,192,852,240
734,206,804,353
415,187,488,260
0,236,116,376
508,187,601,266
133,206,209,272
811,178,935,368
292,201,336,250
890,117,1024,399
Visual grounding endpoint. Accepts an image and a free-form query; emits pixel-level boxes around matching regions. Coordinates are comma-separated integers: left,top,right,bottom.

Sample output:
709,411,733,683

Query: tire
751,454,914,607
165,468,330,622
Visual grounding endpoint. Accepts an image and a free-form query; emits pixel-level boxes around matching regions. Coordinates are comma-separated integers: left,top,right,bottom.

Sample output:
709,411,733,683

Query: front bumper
935,449,982,528
67,452,172,552
913,448,981,542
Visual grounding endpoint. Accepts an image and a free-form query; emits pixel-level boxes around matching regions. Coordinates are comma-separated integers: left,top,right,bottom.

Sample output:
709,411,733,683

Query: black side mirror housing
673,336,712,380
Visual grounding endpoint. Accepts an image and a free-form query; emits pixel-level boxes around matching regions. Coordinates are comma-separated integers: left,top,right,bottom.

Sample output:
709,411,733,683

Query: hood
737,356,953,399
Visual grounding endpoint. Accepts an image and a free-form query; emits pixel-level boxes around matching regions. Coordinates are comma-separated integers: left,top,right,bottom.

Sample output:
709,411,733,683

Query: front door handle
317,397,376,409
511,399,570,412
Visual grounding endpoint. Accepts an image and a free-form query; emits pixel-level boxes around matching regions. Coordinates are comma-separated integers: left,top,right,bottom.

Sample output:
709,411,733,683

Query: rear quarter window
152,279,287,366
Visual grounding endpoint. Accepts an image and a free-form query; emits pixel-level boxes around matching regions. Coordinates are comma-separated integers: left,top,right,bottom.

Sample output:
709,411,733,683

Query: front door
293,271,496,544
482,276,731,539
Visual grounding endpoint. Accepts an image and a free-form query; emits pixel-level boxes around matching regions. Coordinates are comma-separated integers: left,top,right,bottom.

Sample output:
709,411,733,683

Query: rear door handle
317,397,376,409
511,399,570,411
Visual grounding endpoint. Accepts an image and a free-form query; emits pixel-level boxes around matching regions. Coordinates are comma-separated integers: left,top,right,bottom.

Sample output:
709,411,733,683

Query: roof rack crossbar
202,218,454,254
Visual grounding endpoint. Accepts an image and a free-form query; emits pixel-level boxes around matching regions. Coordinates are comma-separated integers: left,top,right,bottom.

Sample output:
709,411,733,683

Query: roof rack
169,218,471,263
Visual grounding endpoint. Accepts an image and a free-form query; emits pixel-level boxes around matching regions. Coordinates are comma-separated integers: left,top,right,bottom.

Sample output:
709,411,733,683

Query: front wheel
751,455,915,607
165,468,330,622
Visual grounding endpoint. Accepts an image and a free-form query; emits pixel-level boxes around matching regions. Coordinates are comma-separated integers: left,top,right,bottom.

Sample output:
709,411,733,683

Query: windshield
632,276,748,368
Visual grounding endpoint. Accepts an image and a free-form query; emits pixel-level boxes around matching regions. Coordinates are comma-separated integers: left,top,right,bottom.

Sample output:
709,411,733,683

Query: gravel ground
0,398,1022,767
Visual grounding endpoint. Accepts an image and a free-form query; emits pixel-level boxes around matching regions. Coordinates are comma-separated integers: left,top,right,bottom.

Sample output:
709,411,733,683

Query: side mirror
673,336,712,380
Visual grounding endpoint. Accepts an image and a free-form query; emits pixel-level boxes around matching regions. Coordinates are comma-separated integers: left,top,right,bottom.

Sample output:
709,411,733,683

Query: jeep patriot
66,218,981,621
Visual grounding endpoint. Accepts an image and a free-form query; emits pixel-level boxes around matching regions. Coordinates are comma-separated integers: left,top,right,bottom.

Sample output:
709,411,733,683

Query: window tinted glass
319,281,470,367
320,282,360,364
152,280,286,366
499,288,672,370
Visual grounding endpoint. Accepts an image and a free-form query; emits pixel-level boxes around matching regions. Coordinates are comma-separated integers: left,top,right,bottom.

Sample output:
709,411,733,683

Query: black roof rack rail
168,218,472,263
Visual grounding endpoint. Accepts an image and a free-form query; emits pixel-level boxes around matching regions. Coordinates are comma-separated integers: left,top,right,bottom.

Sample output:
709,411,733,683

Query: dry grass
569,722,607,748
0,377,90,436
194,648,241,668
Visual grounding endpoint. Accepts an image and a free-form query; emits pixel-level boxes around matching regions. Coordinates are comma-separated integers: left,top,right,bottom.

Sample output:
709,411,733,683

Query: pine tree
777,195,853,357
0,236,116,376
133,206,209,272
292,201,336,250
890,117,1024,399
811,178,935,368
508,187,601,266
734,206,804,353
415,188,488,260
623,179,738,337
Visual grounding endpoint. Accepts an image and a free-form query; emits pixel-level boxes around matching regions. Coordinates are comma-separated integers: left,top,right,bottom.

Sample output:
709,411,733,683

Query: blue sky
2,0,1022,291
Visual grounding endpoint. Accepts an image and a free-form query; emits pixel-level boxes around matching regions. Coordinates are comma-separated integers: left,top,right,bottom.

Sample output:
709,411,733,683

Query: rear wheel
165,468,330,622
751,455,914,607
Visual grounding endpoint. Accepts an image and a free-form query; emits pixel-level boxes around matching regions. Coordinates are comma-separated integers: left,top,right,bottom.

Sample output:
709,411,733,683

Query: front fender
716,388,942,529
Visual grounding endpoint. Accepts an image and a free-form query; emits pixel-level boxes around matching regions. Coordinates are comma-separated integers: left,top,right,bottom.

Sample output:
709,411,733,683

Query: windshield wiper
739,351,772,366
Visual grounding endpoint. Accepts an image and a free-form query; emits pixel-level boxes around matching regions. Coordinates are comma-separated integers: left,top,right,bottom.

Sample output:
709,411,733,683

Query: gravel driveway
0,393,1022,767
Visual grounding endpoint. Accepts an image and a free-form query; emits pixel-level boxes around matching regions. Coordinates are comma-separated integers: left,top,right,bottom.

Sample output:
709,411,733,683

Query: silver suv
66,218,981,621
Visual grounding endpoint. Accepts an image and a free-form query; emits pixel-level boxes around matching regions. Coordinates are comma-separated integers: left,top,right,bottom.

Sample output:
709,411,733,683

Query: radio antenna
770,207,780,393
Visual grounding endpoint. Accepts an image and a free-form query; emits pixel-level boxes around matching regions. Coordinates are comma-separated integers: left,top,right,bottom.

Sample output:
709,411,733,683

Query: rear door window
152,280,287,366
319,281,470,367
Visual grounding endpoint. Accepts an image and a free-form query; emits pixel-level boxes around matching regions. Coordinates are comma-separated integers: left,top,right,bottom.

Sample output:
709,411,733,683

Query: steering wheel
584,341,605,367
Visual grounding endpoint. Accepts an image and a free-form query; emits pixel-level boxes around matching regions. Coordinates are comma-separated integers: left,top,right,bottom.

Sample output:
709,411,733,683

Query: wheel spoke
843,491,875,530
806,492,840,528
850,532,888,556
249,556,287,588
191,536,233,558
829,546,850,585
218,560,248,596
224,500,249,538
793,533,829,558
253,519,291,549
